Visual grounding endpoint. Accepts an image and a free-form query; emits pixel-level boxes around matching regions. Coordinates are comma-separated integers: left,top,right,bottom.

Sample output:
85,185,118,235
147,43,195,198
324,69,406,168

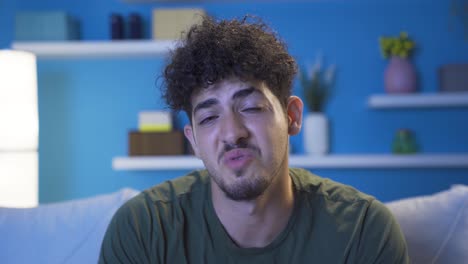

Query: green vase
392,129,418,154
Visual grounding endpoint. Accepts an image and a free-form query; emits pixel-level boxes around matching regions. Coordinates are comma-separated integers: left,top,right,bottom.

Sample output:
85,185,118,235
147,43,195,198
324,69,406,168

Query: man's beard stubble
213,170,270,201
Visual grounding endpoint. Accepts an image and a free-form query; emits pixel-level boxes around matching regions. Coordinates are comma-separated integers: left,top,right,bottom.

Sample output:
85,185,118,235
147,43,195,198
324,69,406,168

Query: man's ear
184,124,200,157
287,96,303,135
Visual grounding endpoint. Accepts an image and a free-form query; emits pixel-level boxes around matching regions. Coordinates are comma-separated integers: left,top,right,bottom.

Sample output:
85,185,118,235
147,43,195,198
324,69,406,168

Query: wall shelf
12,40,176,58
112,154,468,171
368,92,468,109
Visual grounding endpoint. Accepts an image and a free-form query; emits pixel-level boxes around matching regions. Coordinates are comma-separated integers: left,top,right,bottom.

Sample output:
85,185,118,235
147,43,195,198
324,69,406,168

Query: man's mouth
222,148,255,171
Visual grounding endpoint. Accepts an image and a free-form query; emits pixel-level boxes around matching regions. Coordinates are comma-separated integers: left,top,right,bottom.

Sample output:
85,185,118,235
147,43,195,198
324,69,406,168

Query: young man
99,16,409,263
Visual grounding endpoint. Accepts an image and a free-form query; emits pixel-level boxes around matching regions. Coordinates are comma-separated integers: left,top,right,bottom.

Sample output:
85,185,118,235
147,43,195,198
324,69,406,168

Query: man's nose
220,112,249,144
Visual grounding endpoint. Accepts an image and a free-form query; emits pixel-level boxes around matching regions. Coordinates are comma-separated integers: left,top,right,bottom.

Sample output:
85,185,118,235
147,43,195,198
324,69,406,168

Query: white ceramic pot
303,113,329,155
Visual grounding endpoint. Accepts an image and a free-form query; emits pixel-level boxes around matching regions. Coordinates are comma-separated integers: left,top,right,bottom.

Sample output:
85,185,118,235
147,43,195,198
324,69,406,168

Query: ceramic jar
384,56,417,94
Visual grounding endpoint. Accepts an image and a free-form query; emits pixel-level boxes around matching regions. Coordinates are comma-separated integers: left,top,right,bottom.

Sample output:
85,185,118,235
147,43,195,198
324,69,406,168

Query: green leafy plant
299,58,336,113
379,32,415,59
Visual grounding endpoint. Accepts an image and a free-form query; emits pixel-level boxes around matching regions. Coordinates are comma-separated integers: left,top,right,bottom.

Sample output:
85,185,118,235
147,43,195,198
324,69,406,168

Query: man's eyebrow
192,86,260,115
193,98,219,116
232,86,259,100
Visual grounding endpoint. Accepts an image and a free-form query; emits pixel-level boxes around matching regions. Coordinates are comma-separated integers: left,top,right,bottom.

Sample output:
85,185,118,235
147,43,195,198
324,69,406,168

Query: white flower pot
303,113,329,155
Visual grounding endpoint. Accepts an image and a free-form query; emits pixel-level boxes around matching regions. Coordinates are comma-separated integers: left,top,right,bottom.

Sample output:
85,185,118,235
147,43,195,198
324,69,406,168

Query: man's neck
211,170,295,248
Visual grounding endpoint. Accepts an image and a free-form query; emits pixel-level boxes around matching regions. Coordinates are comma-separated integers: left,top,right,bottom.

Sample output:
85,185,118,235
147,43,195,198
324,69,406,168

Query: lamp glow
0,50,38,207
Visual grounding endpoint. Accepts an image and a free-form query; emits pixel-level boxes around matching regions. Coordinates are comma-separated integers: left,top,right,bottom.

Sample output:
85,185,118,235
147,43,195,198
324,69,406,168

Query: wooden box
129,131,185,156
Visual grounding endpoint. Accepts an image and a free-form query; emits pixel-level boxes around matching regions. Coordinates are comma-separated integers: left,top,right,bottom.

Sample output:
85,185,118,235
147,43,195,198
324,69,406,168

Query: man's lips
222,148,255,170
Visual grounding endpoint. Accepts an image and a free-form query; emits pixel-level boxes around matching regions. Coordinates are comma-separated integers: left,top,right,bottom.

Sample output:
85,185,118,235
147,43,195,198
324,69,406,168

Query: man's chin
219,177,269,201
222,187,264,201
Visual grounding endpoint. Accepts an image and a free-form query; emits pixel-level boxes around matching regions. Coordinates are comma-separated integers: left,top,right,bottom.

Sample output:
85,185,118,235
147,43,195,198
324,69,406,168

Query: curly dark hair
161,15,297,119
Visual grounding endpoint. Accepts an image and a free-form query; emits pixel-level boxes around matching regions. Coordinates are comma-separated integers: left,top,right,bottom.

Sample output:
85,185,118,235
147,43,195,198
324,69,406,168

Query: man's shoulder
142,169,210,203
100,171,211,263
290,168,374,205
289,168,409,263
120,170,210,212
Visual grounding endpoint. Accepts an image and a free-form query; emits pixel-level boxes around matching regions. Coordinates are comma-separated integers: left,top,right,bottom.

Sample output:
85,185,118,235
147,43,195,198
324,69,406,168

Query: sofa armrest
386,185,468,264
0,188,139,264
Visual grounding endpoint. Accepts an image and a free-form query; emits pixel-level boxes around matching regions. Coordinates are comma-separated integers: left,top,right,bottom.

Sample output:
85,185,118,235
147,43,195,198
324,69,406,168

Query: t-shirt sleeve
98,195,154,264
356,199,410,264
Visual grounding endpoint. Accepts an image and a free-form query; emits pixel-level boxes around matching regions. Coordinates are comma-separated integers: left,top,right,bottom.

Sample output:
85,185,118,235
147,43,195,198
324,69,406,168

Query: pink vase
384,56,417,94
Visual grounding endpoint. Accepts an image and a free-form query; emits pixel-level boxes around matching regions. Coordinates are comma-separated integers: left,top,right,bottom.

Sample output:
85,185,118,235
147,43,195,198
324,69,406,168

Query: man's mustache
224,141,249,152
218,140,260,163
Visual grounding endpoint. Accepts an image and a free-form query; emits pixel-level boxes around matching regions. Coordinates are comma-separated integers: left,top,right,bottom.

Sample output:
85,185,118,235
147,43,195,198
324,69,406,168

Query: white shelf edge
368,92,468,108
113,156,205,170
112,154,468,171
12,40,176,58
289,154,468,168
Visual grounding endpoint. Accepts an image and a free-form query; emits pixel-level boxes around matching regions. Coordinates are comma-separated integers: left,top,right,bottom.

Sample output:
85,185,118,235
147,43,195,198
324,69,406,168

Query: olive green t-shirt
99,168,409,263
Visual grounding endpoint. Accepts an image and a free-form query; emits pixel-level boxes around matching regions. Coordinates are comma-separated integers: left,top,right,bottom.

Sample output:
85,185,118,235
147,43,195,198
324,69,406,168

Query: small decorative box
15,11,80,41
439,64,468,92
152,8,205,40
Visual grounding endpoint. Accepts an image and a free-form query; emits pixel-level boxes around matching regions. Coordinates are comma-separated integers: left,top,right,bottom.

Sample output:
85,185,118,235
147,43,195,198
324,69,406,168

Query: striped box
138,111,172,132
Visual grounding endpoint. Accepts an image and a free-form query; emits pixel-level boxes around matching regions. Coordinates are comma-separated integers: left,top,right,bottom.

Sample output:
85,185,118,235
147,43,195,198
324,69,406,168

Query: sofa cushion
0,188,139,264
386,185,468,264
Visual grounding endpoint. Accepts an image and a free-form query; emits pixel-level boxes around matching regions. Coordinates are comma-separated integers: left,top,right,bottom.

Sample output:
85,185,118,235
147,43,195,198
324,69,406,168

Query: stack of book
129,111,185,156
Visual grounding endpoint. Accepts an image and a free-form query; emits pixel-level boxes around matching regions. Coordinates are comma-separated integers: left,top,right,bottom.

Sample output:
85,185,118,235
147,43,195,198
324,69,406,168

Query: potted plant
299,57,335,155
379,32,417,93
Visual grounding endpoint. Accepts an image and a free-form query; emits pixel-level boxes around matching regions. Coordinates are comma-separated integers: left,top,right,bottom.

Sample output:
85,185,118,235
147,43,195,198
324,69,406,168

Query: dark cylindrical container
110,13,124,40
128,13,143,39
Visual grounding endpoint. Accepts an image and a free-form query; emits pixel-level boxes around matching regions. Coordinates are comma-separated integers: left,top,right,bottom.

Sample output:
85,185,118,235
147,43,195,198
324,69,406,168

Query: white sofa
1,185,467,264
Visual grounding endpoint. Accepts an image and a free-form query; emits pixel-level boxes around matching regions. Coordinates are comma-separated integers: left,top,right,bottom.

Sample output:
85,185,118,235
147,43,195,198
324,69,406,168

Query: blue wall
1,0,467,203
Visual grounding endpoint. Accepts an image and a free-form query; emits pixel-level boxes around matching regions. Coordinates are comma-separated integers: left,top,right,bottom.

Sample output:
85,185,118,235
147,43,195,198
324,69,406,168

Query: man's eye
243,107,262,113
199,116,218,125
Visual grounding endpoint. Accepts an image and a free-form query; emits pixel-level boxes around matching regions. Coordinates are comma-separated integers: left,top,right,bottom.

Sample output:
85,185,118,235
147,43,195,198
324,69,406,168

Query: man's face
184,78,292,201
